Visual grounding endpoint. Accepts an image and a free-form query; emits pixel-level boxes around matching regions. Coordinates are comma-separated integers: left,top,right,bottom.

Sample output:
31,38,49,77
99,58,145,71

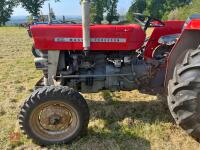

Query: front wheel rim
29,101,80,142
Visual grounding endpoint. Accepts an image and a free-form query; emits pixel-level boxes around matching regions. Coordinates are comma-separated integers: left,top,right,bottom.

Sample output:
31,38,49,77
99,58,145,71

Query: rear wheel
19,86,90,146
168,47,200,141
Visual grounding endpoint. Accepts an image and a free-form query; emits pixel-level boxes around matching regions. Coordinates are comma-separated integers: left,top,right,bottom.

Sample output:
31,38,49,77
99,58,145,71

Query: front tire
32,45,42,58
19,86,90,146
168,47,200,142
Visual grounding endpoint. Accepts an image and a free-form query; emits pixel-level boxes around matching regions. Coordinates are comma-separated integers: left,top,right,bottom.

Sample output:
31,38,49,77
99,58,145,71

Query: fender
144,20,184,58
185,19,200,30
165,23,200,88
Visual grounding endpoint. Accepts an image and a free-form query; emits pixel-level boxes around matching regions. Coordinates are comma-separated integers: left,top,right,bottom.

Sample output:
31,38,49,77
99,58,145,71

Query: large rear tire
168,47,200,142
19,86,90,146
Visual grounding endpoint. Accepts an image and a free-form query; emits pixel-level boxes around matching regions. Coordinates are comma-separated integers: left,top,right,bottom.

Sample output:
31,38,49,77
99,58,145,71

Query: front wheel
32,45,42,58
168,47,200,142
19,86,90,146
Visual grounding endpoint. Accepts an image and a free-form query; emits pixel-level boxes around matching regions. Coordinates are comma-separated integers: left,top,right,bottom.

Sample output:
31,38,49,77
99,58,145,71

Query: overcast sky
13,0,132,16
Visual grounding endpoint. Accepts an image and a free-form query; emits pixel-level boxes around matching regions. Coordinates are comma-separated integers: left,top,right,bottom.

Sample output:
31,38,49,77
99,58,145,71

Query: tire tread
168,47,200,141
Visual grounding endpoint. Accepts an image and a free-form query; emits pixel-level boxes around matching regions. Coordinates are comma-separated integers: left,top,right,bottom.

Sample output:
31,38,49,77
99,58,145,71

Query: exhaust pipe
82,0,91,52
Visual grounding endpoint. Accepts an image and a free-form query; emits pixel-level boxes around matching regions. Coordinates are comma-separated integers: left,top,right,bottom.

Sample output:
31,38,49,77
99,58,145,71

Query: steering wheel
133,13,165,31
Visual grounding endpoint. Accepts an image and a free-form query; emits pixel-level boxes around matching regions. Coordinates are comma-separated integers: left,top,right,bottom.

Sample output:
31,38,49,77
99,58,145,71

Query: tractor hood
30,24,146,51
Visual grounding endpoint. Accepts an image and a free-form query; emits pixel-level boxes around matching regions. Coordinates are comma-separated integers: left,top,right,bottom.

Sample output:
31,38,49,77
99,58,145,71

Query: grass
0,27,200,150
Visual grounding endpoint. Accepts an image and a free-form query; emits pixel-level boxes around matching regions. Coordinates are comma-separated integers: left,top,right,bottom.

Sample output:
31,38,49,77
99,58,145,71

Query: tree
80,0,105,24
19,0,46,16
20,0,60,17
129,0,146,14
106,0,119,24
126,0,147,22
90,0,106,24
168,0,200,20
0,0,17,26
127,0,192,22
148,0,192,19
81,0,119,24
148,0,165,19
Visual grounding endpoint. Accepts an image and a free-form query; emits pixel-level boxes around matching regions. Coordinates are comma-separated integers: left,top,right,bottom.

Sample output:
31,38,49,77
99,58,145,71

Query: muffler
81,0,91,52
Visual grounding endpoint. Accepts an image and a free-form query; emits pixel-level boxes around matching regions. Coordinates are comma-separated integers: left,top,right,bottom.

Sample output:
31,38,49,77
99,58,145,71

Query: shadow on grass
66,92,171,150
48,92,167,150
87,93,172,125
69,130,151,150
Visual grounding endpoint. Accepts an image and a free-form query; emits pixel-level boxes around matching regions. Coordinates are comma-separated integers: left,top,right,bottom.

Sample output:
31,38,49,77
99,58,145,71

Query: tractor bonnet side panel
31,24,146,51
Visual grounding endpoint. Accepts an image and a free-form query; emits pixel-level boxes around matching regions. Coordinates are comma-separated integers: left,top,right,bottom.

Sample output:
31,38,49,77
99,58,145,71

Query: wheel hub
39,104,72,131
49,114,61,125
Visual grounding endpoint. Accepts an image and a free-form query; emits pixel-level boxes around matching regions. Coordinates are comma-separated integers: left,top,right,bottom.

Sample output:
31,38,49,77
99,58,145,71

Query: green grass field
0,27,200,150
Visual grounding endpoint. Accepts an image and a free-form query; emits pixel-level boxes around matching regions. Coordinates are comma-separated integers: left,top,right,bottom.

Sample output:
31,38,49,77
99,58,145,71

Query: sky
13,0,132,16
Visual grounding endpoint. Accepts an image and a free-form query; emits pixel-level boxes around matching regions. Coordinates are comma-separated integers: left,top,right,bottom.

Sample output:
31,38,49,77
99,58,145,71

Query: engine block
55,51,154,93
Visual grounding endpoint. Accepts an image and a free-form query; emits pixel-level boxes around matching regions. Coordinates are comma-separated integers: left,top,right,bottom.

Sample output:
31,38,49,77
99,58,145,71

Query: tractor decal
54,38,127,43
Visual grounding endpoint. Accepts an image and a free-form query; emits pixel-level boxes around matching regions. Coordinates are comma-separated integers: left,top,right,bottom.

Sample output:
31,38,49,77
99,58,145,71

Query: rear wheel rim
29,101,80,142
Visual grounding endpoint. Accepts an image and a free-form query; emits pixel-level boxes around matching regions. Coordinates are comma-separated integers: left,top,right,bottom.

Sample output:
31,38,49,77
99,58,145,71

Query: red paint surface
185,19,200,30
144,20,185,58
31,24,146,51
31,21,185,56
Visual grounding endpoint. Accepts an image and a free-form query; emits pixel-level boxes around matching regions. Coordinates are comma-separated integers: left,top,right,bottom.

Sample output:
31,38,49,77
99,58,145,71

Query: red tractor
19,0,200,145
